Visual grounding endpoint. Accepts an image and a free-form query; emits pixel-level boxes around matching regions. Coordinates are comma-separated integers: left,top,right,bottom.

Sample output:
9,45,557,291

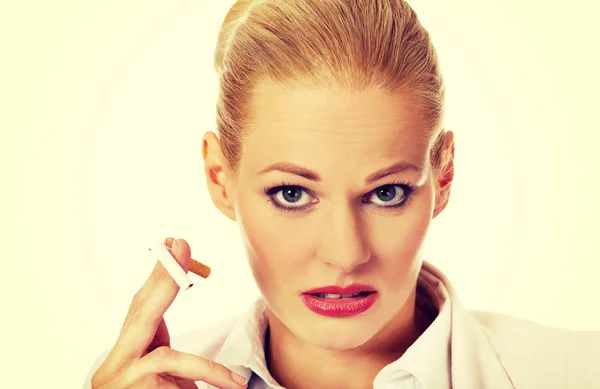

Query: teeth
315,292,367,298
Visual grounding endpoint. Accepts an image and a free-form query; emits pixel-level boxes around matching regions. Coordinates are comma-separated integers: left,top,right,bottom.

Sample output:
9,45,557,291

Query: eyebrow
259,161,423,184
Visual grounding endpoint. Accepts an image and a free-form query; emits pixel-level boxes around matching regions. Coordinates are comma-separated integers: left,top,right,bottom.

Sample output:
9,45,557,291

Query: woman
84,1,599,388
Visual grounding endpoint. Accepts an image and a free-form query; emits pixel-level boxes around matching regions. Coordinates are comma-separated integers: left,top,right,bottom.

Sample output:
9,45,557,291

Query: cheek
372,188,434,287
236,195,313,295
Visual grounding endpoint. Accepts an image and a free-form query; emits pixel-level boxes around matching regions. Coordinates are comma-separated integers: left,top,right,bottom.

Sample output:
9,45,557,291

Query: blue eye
371,185,403,204
267,186,313,209
264,181,416,213
366,184,414,208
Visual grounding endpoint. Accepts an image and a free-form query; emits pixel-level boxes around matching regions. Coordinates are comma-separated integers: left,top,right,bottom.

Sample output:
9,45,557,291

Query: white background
2,1,599,388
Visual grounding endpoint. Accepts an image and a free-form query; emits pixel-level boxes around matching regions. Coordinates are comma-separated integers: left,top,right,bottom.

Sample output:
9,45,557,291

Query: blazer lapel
422,262,515,389
450,291,515,388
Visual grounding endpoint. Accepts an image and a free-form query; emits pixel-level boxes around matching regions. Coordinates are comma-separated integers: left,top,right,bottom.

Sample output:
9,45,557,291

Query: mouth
301,284,378,317
302,284,377,297
310,291,374,299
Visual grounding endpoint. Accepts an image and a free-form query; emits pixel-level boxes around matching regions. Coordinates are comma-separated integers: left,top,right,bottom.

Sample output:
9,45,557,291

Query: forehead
241,82,431,173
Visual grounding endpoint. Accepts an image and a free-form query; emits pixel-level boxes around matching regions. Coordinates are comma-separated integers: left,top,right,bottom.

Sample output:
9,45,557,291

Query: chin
293,313,383,351
307,332,374,351
266,296,394,352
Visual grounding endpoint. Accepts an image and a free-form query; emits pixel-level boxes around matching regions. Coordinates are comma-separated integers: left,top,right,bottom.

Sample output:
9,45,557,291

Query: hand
91,237,248,389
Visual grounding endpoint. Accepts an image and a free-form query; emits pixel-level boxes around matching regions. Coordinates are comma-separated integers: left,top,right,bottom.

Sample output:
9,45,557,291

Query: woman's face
222,82,446,350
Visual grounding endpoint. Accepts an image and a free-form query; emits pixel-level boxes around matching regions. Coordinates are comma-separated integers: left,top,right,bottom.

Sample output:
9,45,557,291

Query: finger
161,375,182,388
136,347,248,389
124,237,191,347
169,237,210,279
163,236,175,248
122,374,180,389
170,377,199,389
106,238,192,372
145,317,170,354
161,375,199,389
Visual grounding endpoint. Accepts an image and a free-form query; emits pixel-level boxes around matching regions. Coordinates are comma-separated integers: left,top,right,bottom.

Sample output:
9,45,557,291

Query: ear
432,130,455,219
202,131,237,221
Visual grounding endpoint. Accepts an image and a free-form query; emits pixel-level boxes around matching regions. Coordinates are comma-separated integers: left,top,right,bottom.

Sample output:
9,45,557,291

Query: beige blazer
452,305,600,388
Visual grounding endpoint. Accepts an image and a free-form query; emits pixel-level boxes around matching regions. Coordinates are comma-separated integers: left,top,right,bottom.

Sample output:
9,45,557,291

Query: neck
265,290,431,389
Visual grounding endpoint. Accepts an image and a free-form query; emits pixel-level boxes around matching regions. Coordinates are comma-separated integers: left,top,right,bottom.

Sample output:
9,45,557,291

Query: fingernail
231,372,247,385
172,239,178,254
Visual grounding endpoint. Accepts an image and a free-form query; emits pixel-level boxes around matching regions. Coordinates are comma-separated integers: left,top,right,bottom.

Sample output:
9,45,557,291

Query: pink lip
301,284,378,318
301,293,378,317
303,284,376,295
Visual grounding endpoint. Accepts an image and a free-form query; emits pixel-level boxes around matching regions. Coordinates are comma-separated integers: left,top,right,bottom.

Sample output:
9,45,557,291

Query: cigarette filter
148,239,194,291
189,258,211,278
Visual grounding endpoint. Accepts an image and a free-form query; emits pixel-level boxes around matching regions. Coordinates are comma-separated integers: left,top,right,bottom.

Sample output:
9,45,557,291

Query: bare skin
203,82,454,389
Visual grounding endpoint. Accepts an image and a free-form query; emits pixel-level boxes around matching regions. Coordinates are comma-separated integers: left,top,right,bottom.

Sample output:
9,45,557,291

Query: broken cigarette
148,239,211,291
189,258,211,278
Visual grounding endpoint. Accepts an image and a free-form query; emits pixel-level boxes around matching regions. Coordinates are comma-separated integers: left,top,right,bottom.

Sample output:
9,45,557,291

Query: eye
269,186,313,208
366,184,410,207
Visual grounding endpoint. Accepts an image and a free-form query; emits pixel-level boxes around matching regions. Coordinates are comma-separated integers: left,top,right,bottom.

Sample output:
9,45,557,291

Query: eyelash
263,181,416,214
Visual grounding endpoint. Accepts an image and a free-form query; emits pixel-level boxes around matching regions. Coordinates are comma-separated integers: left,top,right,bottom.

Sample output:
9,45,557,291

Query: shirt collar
373,263,451,389
215,298,280,386
425,263,514,389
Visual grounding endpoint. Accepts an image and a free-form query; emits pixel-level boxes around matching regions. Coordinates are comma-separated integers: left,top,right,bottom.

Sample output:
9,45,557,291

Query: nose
316,204,371,273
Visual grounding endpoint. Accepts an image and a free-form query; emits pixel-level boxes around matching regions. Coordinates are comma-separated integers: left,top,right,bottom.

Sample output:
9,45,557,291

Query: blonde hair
214,0,449,172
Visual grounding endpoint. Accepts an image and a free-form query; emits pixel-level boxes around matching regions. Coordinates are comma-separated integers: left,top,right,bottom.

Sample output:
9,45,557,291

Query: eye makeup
263,181,417,214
